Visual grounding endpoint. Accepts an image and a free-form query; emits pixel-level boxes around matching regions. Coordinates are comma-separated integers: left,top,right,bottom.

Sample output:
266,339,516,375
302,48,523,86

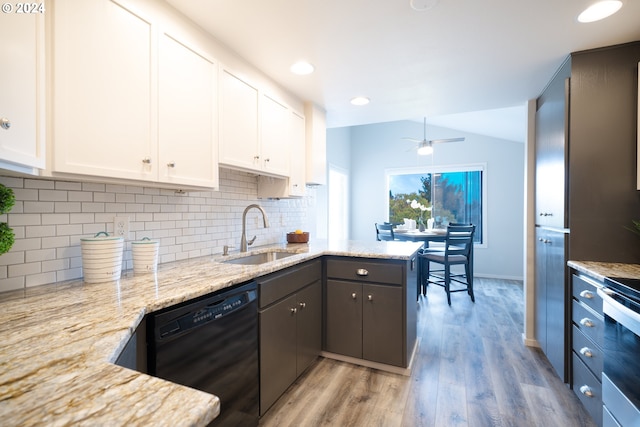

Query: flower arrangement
408,199,432,230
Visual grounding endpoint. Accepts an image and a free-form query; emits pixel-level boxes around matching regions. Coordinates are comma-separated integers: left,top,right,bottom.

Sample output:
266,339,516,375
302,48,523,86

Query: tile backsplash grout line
0,169,314,293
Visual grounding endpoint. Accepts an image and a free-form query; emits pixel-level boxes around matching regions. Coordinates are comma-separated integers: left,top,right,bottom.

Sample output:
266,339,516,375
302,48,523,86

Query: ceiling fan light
417,143,433,155
577,0,623,23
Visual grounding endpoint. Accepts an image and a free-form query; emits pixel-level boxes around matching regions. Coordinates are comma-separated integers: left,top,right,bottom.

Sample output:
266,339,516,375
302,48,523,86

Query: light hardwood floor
259,278,597,427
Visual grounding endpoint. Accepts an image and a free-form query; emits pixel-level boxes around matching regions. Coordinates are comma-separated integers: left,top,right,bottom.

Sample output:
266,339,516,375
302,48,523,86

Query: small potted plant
0,183,15,255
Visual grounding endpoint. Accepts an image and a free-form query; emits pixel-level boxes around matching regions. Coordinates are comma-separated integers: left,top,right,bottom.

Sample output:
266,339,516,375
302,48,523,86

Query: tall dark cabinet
535,40,640,421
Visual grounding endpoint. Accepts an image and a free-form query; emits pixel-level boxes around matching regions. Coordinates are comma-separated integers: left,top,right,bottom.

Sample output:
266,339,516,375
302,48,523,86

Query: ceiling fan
403,117,465,155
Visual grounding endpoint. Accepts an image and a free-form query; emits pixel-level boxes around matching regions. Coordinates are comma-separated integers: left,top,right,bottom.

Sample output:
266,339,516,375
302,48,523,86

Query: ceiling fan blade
429,137,465,144
402,137,422,142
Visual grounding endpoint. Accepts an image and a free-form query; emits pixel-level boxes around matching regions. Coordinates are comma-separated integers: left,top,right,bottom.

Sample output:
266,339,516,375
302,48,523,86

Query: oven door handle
598,287,640,336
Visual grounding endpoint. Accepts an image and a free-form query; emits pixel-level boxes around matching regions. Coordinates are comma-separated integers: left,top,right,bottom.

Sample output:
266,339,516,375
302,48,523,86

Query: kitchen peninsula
0,240,421,426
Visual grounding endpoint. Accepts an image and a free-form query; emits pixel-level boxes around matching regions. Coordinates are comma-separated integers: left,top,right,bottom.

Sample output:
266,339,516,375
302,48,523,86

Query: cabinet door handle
579,290,594,299
142,157,152,164
299,302,306,309
167,161,176,168
580,318,595,328
579,347,594,358
0,117,10,130
579,385,594,397
367,294,373,301
351,292,357,299
356,268,368,276
290,307,297,314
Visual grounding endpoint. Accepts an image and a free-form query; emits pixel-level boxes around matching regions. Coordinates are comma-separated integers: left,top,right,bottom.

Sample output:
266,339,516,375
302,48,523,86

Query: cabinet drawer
572,353,603,426
572,300,604,348
326,258,403,285
572,325,602,381
572,274,603,313
258,260,322,308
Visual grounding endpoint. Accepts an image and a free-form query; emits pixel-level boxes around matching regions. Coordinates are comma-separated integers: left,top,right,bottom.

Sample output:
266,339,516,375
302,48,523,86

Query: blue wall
327,120,525,280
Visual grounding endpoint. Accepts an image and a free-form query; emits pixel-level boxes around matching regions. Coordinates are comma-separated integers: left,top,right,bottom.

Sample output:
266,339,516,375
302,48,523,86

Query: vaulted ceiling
167,0,640,141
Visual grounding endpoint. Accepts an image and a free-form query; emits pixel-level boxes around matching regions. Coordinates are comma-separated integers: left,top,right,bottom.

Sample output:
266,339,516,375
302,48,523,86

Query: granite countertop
0,239,422,426
568,260,640,282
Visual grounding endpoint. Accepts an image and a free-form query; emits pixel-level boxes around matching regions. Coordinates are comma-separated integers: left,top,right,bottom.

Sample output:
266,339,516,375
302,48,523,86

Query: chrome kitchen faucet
240,204,270,252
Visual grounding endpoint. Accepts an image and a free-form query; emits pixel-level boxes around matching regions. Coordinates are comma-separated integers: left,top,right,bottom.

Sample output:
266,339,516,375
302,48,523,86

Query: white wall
336,120,525,280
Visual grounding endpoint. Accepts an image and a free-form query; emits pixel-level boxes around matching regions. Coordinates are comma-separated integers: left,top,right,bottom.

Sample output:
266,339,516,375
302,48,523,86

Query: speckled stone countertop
0,239,422,427
568,260,640,282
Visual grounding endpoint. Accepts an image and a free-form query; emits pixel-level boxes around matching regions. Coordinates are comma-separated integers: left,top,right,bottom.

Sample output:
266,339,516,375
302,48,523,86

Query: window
386,164,484,243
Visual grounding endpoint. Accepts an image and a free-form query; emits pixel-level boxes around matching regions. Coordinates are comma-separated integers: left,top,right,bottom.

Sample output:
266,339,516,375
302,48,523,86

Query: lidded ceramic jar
132,237,159,274
80,232,124,283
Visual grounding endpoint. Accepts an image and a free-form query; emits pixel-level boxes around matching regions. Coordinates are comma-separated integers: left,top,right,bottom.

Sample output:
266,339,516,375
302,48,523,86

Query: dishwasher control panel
156,284,257,340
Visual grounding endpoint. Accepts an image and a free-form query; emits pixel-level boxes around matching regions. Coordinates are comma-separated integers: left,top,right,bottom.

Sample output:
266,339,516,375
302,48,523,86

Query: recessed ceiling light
350,96,370,106
410,0,439,12
577,0,623,23
290,61,314,75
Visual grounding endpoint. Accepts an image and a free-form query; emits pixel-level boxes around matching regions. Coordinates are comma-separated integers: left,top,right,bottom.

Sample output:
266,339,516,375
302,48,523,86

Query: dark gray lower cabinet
324,256,416,368
326,279,403,366
258,260,322,416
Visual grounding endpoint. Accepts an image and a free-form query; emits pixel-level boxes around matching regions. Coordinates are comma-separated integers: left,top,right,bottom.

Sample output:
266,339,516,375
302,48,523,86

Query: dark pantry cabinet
534,40,640,424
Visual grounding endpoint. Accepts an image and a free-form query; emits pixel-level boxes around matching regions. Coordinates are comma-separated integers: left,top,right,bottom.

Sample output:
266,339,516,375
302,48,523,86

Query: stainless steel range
599,277,640,427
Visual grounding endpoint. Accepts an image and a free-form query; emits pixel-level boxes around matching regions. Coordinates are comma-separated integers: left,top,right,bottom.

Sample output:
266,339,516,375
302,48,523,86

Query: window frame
384,163,488,248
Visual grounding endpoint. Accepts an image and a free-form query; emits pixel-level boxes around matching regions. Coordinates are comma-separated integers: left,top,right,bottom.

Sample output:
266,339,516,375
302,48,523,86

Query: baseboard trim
320,338,420,377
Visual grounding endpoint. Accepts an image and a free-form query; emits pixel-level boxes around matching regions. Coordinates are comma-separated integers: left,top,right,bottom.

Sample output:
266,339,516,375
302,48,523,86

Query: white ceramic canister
80,232,124,283
132,237,159,274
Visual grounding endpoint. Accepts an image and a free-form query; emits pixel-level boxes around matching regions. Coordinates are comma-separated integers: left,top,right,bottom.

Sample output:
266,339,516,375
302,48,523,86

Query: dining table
393,228,447,248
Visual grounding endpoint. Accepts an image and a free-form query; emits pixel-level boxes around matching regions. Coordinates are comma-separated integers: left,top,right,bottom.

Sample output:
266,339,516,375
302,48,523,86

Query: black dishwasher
148,281,259,426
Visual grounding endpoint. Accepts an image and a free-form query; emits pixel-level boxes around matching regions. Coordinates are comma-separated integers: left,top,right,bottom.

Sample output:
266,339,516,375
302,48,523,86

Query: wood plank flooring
259,278,597,427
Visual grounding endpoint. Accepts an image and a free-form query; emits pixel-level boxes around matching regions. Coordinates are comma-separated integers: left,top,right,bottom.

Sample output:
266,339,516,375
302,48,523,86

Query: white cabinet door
288,110,306,196
158,33,218,188
52,0,154,181
260,94,290,177
219,68,259,171
0,11,45,171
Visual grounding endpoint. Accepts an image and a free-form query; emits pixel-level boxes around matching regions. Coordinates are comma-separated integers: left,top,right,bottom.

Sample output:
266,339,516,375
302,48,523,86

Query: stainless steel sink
222,251,297,265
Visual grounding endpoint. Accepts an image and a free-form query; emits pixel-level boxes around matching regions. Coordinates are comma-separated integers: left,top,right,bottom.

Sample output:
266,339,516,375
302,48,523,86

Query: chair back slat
444,224,475,258
375,223,396,241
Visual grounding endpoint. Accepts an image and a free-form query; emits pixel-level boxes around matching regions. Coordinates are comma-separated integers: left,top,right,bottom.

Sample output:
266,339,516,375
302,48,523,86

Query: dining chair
375,223,396,241
418,224,475,305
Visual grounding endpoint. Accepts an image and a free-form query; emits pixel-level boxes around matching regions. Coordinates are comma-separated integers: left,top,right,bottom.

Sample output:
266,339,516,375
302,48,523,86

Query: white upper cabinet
304,102,327,186
158,32,218,188
260,94,291,177
219,67,293,178
0,9,45,173
51,0,154,181
288,110,306,196
219,68,260,172
50,0,218,189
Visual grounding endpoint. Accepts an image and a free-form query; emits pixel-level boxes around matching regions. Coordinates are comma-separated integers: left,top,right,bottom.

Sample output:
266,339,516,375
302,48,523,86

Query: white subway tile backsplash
0,169,312,293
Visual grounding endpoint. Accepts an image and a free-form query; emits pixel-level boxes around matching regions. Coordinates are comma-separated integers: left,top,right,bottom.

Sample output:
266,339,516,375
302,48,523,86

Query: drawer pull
299,302,306,309
351,292,357,299
356,268,369,276
580,318,595,328
579,347,593,358
290,307,297,314
579,385,594,398
579,290,594,299
367,294,373,301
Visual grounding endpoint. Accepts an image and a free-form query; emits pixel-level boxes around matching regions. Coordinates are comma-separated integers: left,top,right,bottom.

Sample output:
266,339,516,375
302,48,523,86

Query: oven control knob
579,385,594,398
579,347,593,358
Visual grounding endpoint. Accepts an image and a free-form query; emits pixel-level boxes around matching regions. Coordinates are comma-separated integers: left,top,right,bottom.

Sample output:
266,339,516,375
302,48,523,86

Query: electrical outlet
113,216,130,239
